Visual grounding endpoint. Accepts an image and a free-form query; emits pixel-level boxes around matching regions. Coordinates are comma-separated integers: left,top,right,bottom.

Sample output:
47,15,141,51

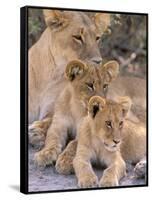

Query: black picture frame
20,5,148,194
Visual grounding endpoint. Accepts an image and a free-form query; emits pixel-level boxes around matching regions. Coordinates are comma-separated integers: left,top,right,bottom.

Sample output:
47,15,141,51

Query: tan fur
107,76,146,123
56,139,77,174
34,60,119,166
28,117,52,148
73,96,146,188
55,77,146,175
28,10,111,146
29,10,146,149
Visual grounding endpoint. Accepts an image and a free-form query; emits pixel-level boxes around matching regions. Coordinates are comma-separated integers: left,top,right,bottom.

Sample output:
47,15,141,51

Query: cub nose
113,139,120,144
92,57,102,64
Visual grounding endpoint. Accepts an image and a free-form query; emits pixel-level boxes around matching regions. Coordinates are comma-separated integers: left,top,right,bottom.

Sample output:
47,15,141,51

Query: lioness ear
88,96,106,118
65,60,88,81
102,60,119,83
43,10,69,29
94,13,111,35
118,96,132,117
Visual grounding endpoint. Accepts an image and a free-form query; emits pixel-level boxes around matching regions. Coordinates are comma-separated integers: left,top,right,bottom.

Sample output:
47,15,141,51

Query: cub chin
73,96,146,188
35,59,119,167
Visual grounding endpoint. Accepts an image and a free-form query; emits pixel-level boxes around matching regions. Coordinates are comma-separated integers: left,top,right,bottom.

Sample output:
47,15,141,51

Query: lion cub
35,60,119,166
73,96,146,188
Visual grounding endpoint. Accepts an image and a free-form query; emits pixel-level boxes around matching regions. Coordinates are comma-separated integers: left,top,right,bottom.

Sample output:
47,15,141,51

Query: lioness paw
78,174,98,188
99,176,118,187
134,159,146,178
34,147,60,167
28,123,45,149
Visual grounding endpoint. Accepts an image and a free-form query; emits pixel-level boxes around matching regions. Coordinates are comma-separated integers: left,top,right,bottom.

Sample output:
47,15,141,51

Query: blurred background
28,9,147,79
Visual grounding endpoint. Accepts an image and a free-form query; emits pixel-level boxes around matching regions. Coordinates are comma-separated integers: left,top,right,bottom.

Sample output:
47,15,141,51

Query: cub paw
134,159,146,178
55,152,74,174
78,173,98,188
28,123,45,149
34,147,60,167
99,176,118,187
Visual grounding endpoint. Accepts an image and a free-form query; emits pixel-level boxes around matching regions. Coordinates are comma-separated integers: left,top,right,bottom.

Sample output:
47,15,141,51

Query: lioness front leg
99,156,126,187
56,139,77,174
35,117,69,167
73,147,98,188
29,117,52,149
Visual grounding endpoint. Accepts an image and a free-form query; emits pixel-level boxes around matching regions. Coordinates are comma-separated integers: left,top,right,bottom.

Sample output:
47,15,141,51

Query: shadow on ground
9,185,20,192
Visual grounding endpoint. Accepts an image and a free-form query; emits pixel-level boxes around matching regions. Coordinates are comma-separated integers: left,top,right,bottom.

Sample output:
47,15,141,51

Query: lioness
35,60,119,166
28,10,111,146
73,96,146,188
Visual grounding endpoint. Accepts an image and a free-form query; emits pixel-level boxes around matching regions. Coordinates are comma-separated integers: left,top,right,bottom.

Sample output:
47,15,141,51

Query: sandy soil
28,146,146,192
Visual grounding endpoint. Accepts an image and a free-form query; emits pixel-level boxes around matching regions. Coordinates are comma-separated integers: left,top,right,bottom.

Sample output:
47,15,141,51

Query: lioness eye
105,121,112,128
73,35,83,44
85,82,94,91
119,121,123,128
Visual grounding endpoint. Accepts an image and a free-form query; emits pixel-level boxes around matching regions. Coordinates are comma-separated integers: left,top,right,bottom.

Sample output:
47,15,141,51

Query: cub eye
103,84,108,91
85,82,94,91
96,36,101,42
105,121,112,128
72,35,83,44
119,121,123,128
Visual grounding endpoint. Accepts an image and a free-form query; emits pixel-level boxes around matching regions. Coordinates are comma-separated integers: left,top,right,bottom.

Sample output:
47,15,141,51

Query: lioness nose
92,57,102,64
113,139,120,144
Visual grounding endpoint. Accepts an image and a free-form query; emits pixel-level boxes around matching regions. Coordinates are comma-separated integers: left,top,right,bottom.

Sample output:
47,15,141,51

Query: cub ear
43,9,69,30
88,96,106,118
118,96,132,117
65,60,88,81
94,13,111,35
102,60,119,83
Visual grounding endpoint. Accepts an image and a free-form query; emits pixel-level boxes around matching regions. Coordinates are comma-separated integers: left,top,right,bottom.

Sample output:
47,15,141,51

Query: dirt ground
28,146,146,192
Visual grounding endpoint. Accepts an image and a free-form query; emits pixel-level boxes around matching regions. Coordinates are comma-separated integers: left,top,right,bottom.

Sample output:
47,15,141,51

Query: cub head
65,60,119,104
43,9,111,64
88,96,132,152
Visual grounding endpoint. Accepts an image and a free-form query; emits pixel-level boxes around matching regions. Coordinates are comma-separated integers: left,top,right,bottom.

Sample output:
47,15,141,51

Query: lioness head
88,96,132,152
65,60,119,104
43,10,110,64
